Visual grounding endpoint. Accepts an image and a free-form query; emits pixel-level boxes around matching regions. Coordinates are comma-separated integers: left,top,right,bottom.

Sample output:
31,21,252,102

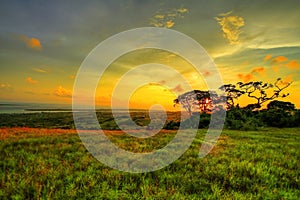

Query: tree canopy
173,90,222,114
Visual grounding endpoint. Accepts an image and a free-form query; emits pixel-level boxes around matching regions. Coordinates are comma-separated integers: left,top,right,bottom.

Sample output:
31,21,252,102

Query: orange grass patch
0,127,77,140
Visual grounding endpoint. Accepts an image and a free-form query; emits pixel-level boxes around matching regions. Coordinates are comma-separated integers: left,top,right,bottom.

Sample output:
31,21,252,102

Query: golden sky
0,0,299,109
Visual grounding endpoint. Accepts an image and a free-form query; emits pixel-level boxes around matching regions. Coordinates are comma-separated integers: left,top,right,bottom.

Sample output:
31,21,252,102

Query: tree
261,100,297,127
267,100,295,111
237,78,292,110
173,90,222,114
219,83,244,109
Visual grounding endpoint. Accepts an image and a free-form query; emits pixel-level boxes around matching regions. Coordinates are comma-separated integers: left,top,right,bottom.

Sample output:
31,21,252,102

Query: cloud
272,56,288,63
0,83,13,91
0,83,11,88
148,82,160,86
286,60,300,70
264,55,300,70
158,80,166,85
54,86,72,98
251,67,265,74
215,11,245,45
149,7,188,28
177,8,188,13
32,67,47,73
203,71,211,76
154,14,164,19
166,20,175,28
264,54,272,61
238,73,253,82
149,80,166,86
171,84,184,93
237,67,265,82
19,35,42,50
26,77,38,84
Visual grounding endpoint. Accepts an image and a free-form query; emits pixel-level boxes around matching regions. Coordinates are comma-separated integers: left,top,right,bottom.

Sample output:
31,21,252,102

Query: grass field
0,127,299,199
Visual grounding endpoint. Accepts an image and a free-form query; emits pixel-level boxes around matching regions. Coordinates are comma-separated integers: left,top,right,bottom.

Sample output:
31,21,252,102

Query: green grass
0,128,299,199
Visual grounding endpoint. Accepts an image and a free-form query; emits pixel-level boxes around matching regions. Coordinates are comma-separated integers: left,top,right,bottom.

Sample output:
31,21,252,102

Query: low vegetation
0,127,299,199
1,103,300,131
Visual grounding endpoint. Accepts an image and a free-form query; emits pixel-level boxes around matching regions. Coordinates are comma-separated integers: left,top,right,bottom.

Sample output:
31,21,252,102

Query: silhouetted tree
267,100,295,111
260,100,297,127
219,83,244,109
173,90,223,114
237,78,292,110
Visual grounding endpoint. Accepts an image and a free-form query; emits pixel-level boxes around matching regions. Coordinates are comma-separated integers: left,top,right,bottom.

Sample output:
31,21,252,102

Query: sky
0,0,300,110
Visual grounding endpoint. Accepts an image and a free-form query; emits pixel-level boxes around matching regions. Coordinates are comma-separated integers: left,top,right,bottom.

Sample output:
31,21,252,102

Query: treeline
0,102,299,131
165,100,300,130
170,78,299,130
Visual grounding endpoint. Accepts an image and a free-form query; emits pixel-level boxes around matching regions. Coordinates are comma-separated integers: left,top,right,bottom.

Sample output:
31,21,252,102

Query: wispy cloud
149,7,188,28
19,35,42,50
32,67,47,73
26,77,38,84
54,86,72,98
215,11,245,45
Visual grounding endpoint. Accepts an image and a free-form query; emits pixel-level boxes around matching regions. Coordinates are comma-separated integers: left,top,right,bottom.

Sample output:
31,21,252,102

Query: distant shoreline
0,102,179,114
23,108,154,112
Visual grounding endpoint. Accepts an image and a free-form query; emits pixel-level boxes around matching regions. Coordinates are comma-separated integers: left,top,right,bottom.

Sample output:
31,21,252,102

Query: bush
164,120,180,130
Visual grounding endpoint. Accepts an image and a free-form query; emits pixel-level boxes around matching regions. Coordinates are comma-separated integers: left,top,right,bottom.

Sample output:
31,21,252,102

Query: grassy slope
0,127,299,199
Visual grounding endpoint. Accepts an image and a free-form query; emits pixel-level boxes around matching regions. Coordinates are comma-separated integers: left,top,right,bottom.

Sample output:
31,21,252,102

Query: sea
0,102,73,114
0,102,150,114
